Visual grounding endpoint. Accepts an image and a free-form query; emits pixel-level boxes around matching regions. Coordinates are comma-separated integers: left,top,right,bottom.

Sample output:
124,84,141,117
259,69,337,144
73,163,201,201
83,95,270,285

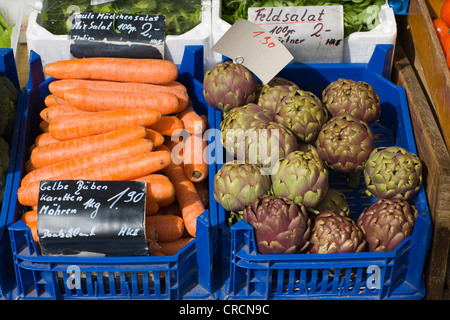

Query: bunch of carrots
17,56,210,256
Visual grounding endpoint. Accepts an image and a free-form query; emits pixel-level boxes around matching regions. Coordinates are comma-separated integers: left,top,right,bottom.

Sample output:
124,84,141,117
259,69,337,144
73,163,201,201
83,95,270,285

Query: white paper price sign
211,18,293,84
248,6,344,63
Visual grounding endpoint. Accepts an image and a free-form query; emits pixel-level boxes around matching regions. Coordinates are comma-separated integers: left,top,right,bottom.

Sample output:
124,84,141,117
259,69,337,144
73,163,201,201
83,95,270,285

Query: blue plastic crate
212,45,432,300
8,46,219,300
389,0,410,15
0,48,26,300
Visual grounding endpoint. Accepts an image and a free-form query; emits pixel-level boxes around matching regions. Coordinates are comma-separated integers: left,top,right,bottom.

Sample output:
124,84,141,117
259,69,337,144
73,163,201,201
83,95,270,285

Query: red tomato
434,18,449,40
441,0,450,27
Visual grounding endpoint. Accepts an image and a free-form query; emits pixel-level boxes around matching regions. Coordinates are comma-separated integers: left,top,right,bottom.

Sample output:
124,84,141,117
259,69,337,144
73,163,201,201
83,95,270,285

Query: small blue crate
0,48,26,300
389,0,410,15
212,45,432,300
8,46,219,300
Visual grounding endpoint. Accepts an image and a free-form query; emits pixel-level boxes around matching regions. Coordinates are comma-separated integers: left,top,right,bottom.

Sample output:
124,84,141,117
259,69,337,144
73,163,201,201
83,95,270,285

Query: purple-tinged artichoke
309,211,366,254
257,77,300,114
213,161,271,213
243,195,311,254
364,146,423,201
275,89,329,144
315,115,375,175
322,78,381,124
203,61,259,113
313,188,350,217
271,144,328,208
357,199,418,252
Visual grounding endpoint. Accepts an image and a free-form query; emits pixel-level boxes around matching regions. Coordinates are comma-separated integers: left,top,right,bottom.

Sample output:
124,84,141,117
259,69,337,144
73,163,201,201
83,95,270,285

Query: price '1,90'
252,31,276,48
107,187,145,209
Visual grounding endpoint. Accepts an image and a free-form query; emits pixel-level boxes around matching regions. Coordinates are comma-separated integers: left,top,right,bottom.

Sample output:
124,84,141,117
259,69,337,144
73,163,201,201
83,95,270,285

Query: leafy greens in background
221,0,387,37
37,0,202,36
0,11,13,48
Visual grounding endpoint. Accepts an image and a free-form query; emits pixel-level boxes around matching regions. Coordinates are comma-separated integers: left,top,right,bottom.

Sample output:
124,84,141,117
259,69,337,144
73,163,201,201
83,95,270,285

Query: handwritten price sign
211,18,293,84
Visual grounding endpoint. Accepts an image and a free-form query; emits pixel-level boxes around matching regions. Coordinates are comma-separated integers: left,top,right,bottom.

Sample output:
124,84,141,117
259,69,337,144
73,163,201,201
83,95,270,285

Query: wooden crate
392,41,450,300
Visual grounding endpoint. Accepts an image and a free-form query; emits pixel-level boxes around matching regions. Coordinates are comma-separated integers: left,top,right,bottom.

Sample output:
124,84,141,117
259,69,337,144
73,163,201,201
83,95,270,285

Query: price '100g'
107,187,145,209
253,31,276,48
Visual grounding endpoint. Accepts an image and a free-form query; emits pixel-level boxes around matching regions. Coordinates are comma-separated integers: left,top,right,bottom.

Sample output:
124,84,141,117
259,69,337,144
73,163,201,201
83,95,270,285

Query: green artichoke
257,77,300,115
313,188,350,217
364,146,423,201
322,78,381,124
243,195,311,254
203,61,259,113
357,199,418,252
275,89,329,144
271,144,328,208
309,210,366,254
315,115,375,174
213,161,271,213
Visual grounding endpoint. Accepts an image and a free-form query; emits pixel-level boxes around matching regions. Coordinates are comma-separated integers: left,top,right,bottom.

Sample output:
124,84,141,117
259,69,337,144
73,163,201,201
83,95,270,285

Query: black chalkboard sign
37,180,148,257
70,12,165,59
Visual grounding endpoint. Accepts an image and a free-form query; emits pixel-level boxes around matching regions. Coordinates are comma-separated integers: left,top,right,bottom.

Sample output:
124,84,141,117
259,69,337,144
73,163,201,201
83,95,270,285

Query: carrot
158,145,205,237
21,210,37,225
63,87,180,115
146,215,184,242
25,159,36,173
183,134,209,183
146,224,161,254
49,79,189,112
146,200,159,216
18,150,172,207
30,125,148,168
40,120,49,132
27,220,38,244
194,180,209,208
146,129,164,147
44,94,70,107
165,81,187,92
148,116,184,136
34,132,60,147
157,237,194,256
40,104,90,122
21,139,154,186
164,134,184,165
43,57,179,85
48,109,161,140
133,174,175,205
178,106,207,135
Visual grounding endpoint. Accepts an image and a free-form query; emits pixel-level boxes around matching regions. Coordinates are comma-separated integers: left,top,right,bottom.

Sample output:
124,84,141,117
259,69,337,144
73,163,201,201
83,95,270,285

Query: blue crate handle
368,44,395,80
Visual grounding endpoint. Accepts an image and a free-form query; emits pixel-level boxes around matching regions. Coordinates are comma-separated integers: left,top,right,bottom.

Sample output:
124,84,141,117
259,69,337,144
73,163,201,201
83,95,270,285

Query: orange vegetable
146,200,159,216
48,109,161,140
34,132,60,147
178,106,207,135
157,203,182,216
194,180,209,208
30,125,148,168
44,57,179,85
157,237,194,256
40,104,91,122
63,87,180,115
146,215,185,242
40,121,49,132
21,139,154,186
133,174,175,205
21,210,37,225
18,150,172,207
183,134,209,183
145,129,164,147
148,115,184,136
165,81,187,92
158,145,205,237
49,79,189,112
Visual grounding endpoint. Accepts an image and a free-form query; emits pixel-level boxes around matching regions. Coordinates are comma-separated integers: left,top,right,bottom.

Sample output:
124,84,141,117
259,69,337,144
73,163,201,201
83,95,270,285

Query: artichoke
313,188,350,217
315,115,375,175
243,195,311,254
275,89,329,144
322,78,381,124
257,77,300,114
357,199,418,252
213,161,271,213
364,146,423,201
309,210,366,254
203,61,259,113
271,144,328,208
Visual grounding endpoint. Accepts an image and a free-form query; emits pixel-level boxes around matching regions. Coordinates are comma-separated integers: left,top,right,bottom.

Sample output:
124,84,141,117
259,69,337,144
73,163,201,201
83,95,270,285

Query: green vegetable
221,0,386,37
0,76,18,138
38,0,202,36
0,11,14,48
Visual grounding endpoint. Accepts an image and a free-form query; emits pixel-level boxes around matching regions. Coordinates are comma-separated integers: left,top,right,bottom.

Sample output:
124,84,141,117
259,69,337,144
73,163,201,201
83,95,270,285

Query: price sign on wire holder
69,12,166,59
211,18,294,84
37,180,148,257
